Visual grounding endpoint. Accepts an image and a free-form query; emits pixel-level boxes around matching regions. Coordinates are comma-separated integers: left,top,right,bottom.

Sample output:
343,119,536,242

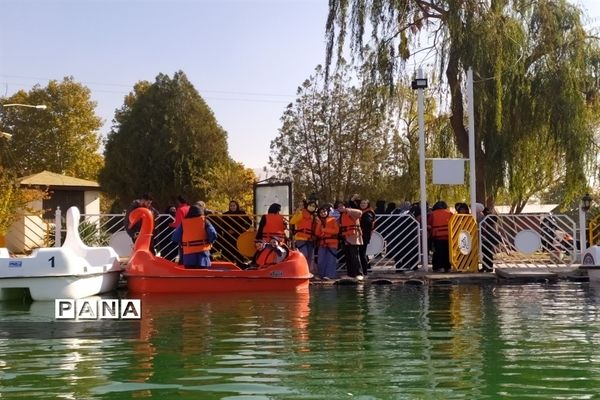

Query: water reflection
0,283,599,398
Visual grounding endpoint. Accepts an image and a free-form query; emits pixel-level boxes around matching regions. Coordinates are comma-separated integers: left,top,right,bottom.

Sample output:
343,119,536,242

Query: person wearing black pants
336,201,364,279
358,199,376,275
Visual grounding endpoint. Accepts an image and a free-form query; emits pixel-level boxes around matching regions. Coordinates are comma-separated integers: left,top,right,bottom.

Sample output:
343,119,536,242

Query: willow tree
326,0,600,208
0,77,103,180
100,71,230,209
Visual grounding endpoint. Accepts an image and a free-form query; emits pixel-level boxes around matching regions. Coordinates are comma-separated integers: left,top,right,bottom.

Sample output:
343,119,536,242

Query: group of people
283,196,377,280
124,194,294,270
124,194,218,268
123,192,503,274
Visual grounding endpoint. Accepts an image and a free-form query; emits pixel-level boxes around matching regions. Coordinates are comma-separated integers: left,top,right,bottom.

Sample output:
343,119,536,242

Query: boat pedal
370,278,393,285
335,277,360,285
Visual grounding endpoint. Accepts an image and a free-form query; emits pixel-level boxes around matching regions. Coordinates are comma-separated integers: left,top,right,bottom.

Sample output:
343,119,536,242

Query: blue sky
1,0,599,170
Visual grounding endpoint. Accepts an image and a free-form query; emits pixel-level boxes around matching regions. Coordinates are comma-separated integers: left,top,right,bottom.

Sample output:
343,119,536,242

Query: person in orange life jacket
336,200,364,279
358,199,376,275
428,201,453,272
171,204,217,269
251,237,289,267
169,195,190,264
290,199,318,267
315,204,340,279
256,203,287,243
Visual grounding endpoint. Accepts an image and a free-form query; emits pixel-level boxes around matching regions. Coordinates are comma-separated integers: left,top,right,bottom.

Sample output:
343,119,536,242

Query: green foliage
0,167,47,235
0,77,103,180
198,160,256,213
270,64,467,205
100,71,230,209
78,220,110,247
326,0,600,208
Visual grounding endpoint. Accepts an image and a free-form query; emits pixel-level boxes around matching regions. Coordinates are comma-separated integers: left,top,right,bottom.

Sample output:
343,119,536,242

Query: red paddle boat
125,207,311,293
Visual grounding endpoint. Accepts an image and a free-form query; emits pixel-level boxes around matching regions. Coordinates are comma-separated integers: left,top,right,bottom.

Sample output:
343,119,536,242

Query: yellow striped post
448,214,479,272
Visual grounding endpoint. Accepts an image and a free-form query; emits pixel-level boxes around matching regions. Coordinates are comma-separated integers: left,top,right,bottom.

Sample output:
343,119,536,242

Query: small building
5,171,101,253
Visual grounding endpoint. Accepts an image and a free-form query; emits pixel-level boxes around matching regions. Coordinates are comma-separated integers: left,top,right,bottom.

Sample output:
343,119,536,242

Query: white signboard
254,183,292,216
432,158,465,185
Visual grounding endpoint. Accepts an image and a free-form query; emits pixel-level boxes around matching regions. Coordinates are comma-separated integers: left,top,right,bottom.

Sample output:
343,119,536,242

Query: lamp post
1,103,47,109
0,102,47,140
579,193,593,259
412,68,429,270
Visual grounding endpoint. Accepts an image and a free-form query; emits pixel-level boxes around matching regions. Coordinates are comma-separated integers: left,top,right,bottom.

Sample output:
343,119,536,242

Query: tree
270,63,469,205
326,0,600,208
0,77,103,180
198,161,256,212
270,65,397,203
0,167,46,235
100,71,230,209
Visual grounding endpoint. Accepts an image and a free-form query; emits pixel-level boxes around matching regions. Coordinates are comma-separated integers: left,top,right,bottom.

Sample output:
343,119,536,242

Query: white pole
54,207,62,247
467,68,477,221
417,68,429,270
579,206,587,260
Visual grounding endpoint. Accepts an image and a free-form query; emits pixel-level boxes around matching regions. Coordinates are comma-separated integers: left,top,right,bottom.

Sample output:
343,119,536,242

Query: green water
1,282,600,399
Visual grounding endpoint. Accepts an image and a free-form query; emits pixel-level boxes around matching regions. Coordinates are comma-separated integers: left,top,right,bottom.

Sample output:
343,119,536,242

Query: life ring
237,230,257,258
366,231,385,256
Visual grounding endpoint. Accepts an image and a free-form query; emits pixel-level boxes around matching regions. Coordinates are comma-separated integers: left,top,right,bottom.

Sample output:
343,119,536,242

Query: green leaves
100,71,230,209
326,0,599,208
0,77,103,180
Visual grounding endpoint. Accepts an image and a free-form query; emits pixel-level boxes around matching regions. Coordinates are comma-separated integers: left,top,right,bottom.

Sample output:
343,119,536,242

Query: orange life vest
316,216,340,248
256,247,277,266
262,214,286,242
430,209,453,240
181,216,211,254
339,212,361,238
295,209,315,241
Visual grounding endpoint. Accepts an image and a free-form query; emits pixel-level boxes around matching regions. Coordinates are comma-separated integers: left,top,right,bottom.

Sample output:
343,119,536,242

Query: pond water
1,282,600,399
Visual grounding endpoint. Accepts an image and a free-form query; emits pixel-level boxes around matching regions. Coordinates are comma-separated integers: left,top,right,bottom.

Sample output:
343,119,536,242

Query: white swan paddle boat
0,207,122,300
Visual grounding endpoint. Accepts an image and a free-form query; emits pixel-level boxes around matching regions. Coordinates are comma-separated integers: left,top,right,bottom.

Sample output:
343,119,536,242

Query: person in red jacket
428,201,453,272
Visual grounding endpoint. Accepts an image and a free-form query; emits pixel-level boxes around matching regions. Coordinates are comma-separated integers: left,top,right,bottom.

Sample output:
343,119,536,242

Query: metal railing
479,214,577,268
9,209,581,270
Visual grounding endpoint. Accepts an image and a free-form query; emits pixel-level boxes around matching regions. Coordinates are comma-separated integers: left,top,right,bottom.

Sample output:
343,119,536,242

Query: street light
1,103,47,109
412,68,429,270
1,103,46,140
582,193,593,212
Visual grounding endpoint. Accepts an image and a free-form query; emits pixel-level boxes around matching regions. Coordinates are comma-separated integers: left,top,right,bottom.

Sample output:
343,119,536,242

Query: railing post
579,207,587,261
54,207,61,247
